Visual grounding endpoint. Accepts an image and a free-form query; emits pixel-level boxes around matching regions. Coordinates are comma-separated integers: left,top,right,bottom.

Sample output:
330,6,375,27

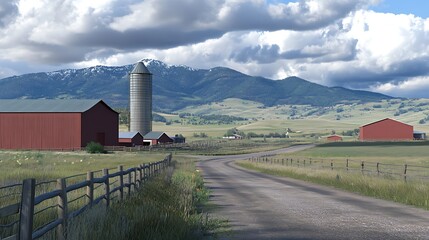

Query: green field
278,142,429,165
145,98,429,142
0,151,167,186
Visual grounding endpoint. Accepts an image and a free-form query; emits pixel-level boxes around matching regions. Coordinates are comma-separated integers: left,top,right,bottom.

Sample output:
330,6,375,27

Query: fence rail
248,157,429,182
0,154,172,240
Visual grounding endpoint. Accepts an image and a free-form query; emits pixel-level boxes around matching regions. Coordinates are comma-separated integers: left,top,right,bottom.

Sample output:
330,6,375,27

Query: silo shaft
130,62,152,135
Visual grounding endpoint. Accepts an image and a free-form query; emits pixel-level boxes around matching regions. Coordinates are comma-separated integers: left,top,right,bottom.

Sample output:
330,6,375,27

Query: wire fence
248,157,429,182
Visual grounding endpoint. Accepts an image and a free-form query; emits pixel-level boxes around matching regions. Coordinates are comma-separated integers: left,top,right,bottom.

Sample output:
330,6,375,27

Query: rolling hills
0,59,391,111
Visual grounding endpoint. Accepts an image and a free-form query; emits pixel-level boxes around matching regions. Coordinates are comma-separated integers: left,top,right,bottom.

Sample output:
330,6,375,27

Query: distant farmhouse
0,99,118,150
359,118,414,141
326,135,343,142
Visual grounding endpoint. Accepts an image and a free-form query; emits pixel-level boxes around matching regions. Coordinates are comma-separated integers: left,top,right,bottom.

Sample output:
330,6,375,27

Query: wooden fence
0,154,172,240
248,157,429,182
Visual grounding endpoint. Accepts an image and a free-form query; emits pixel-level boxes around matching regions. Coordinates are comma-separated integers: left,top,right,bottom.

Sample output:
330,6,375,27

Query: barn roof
144,131,168,140
119,131,143,139
0,99,116,113
360,118,412,128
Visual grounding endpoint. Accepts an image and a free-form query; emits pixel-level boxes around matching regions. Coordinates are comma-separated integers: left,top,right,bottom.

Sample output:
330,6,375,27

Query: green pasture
0,151,167,186
279,142,429,165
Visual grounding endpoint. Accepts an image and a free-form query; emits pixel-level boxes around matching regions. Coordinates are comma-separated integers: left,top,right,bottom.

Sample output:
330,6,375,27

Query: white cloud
371,76,429,98
0,0,429,98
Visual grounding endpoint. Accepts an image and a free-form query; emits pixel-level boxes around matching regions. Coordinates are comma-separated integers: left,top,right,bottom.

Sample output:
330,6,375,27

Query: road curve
197,145,429,240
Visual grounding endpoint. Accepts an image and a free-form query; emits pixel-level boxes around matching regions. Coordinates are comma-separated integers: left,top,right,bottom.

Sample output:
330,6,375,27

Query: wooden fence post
118,166,124,201
346,159,349,172
57,178,68,240
139,165,143,187
18,178,35,240
86,172,94,208
134,168,137,190
128,170,132,197
103,169,110,207
361,161,364,174
143,164,147,183
404,164,408,182
376,163,380,176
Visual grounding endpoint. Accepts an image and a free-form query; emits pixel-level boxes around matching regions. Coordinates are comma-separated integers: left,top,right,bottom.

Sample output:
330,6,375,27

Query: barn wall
81,102,118,146
132,135,144,146
158,133,173,144
0,113,81,150
327,136,342,142
359,119,413,141
118,135,143,147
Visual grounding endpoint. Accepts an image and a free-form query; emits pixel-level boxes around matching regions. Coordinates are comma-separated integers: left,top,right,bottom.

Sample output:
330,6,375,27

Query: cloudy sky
0,0,428,98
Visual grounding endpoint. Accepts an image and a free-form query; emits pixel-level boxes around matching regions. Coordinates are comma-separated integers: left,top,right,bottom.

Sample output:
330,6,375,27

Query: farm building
223,134,243,140
413,131,426,140
143,131,173,145
0,99,118,150
119,131,144,147
326,135,343,142
171,134,186,144
359,118,413,141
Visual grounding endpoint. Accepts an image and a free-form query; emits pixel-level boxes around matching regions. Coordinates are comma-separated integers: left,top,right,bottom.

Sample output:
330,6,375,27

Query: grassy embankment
237,142,429,210
0,152,223,239
66,158,221,240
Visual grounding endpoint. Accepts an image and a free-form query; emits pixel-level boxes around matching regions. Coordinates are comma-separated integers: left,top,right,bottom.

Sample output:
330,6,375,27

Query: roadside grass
237,161,429,210
66,159,221,240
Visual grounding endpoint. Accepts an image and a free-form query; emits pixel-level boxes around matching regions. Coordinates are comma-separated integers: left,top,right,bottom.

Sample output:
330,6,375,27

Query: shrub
86,142,107,154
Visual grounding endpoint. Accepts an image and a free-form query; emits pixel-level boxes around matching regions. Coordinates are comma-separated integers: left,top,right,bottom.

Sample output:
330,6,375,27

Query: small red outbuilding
359,118,413,141
119,132,144,147
0,99,118,150
327,135,343,142
143,131,173,145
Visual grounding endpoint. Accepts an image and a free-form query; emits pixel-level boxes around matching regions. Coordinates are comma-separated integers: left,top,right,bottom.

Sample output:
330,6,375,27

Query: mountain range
0,59,392,111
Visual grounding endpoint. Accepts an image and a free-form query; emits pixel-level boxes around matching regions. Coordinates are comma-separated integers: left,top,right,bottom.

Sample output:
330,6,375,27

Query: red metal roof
360,118,412,128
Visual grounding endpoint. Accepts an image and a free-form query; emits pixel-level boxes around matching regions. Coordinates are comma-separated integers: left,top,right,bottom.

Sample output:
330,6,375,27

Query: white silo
129,61,152,135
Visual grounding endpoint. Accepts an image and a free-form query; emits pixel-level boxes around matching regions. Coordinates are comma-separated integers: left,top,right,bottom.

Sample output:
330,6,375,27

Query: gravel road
197,145,429,240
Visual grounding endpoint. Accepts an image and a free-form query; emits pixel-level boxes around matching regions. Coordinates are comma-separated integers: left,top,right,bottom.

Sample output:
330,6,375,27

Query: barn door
96,132,106,145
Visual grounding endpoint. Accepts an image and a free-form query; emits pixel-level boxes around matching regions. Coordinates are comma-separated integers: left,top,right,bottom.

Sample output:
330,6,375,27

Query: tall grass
65,161,218,240
0,151,166,185
237,161,429,210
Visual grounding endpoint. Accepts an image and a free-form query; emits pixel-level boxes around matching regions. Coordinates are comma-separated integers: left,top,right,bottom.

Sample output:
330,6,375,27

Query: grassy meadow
277,141,429,165
0,151,167,186
146,98,429,142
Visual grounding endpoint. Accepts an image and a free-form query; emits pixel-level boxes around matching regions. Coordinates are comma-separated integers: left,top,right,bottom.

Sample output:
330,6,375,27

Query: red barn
359,118,413,141
327,135,343,142
119,132,144,147
143,131,173,145
0,99,118,150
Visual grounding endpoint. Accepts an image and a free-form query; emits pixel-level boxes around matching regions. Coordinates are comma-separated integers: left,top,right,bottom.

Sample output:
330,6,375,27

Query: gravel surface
197,145,429,240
